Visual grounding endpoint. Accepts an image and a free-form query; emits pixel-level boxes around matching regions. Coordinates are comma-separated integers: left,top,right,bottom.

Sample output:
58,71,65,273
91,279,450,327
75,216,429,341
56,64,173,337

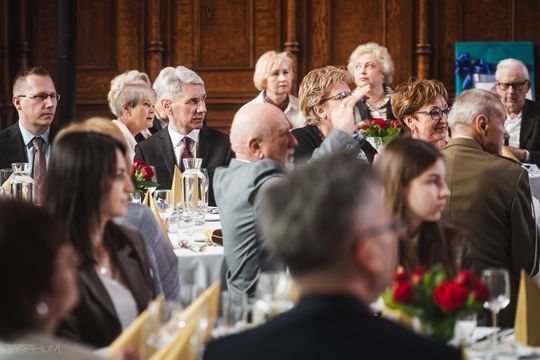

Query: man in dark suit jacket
134,66,231,206
495,58,540,165
0,67,59,170
443,89,539,327
205,152,460,360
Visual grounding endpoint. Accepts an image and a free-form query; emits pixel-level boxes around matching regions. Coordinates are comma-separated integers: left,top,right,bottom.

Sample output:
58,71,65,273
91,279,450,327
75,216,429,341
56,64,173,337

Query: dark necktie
180,137,194,172
32,137,46,203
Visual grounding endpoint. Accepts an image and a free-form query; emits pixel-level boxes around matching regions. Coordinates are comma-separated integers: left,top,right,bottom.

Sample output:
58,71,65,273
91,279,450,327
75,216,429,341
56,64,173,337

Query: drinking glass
454,313,477,347
147,165,158,194
141,300,186,359
253,271,294,324
128,192,142,204
154,190,173,229
481,268,510,345
219,290,248,328
0,168,13,188
177,201,195,237
366,136,384,153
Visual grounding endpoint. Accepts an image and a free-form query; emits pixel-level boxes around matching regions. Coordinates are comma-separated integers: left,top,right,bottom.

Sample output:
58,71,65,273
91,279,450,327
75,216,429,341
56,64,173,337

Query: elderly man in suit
0,67,59,201
205,153,460,360
495,58,540,165
442,88,539,327
214,91,373,295
134,66,231,206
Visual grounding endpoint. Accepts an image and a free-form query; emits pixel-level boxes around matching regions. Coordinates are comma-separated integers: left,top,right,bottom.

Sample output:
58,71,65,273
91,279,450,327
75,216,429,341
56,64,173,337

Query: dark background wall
1,0,539,132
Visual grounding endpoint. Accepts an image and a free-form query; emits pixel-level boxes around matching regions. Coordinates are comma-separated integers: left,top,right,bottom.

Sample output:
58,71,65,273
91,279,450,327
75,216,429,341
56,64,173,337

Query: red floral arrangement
383,265,489,341
131,160,159,194
362,118,401,142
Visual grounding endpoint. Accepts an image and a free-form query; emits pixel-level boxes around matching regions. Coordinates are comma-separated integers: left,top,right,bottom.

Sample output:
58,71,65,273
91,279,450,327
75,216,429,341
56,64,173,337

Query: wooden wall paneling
0,0,10,129
32,1,57,79
305,0,331,71
462,0,512,41
384,0,414,86
514,0,540,98
146,0,165,81
415,0,431,79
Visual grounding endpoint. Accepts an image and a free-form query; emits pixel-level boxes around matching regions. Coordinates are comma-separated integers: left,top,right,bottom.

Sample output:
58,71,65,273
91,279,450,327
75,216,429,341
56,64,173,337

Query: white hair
153,66,204,101
448,89,505,129
347,42,395,84
495,58,529,81
107,70,150,117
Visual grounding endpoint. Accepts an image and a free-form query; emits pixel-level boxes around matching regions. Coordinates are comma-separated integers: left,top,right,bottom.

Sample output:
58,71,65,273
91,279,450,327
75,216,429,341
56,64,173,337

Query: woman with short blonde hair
244,50,305,128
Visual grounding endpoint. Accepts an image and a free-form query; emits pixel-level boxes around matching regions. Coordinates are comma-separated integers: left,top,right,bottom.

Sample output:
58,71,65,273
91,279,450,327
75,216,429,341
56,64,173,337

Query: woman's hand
353,84,371,100
328,94,364,134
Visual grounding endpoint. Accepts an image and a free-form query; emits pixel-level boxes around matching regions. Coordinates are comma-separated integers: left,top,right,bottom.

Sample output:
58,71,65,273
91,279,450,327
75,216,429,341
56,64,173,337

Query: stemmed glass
481,268,510,345
147,165,158,194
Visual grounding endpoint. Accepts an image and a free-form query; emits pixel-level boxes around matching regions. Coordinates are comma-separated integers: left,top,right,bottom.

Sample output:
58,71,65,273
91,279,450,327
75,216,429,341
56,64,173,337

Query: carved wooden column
415,0,431,79
283,0,300,91
146,0,165,81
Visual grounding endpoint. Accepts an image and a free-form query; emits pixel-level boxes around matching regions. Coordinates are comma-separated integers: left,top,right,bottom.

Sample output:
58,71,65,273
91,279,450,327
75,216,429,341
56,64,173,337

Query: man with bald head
215,93,364,294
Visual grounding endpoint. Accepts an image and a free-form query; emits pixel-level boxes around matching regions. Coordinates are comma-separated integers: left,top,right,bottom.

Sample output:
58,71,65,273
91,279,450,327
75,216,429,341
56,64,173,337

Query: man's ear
474,114,488,135
12,96,22,110
353,237,376,274
161,99,172,114
248,137,263,159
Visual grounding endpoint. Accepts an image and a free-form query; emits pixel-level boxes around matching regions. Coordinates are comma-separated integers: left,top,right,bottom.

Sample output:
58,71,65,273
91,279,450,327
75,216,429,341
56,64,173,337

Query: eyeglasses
413,107,451,121
17,93,61,102
320,91,352,104
495,80,528,91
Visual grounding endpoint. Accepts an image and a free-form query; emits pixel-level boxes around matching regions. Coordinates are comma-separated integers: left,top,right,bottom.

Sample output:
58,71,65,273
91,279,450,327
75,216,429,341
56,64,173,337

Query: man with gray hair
442,88,539,327
494,58,540,164
134,66,231,205
205,153,460,360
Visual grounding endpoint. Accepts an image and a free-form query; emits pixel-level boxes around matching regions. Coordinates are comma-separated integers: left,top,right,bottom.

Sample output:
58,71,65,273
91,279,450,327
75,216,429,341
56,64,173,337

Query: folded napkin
106,294,165,357
171,165,183,206
1,172,14,192
142,190,151,206
148,194,174,249
501,146,520,162
203,229,223,245
515,270,540,346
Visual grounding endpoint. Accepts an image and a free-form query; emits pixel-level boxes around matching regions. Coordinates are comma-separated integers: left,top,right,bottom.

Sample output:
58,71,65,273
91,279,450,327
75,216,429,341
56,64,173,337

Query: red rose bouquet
362,118,401,142
382,265,489,342
131,160,159,194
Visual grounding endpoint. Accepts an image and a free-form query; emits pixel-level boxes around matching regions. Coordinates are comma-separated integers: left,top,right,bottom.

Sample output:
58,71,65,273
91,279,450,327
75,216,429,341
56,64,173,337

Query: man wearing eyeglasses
494,58,540,165
0,67,59,201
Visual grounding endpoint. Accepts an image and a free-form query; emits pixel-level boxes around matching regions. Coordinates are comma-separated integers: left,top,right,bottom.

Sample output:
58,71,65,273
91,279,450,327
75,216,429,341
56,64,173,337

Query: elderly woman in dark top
376,136,470,277
46,132,155,347
292,65,377,164
348,42,397,125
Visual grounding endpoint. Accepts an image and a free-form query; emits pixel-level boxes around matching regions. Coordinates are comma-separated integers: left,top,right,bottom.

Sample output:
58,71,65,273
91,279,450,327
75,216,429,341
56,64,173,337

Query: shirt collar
18,122,51,147
167,125,200,146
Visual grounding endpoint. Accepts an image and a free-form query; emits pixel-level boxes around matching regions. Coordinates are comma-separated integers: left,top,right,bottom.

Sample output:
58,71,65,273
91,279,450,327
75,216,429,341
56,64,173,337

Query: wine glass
481,268,510,345
154,190,173,227
366,136,384,153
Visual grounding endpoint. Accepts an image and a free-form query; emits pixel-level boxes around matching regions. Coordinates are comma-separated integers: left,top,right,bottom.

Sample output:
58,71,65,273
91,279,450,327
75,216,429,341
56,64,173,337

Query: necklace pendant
98,265,108,276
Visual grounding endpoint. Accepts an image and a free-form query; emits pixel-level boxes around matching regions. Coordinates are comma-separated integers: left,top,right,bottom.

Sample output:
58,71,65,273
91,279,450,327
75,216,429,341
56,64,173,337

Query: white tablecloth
171,220,224,291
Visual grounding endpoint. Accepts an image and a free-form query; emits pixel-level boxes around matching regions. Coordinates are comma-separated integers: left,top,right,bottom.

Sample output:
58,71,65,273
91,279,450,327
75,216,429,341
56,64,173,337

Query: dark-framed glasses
495,80,529,91
17,93,61,102
320,91,352,104
414,107,451,121
358,219,406,238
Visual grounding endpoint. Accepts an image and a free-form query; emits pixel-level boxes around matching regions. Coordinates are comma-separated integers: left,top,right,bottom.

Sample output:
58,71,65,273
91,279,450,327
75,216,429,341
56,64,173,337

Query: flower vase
421,317,456,343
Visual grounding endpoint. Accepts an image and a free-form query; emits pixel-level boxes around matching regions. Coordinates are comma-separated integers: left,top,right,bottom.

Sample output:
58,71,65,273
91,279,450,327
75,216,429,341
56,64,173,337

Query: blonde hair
114,83,155,117
253,51,294,91
298,66,353,125
107,70,151,117
391,78,449,133
347,42,395,84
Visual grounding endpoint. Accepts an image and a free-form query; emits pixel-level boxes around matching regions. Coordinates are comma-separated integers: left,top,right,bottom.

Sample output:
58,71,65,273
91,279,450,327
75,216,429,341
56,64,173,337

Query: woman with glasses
292,66,377,164
244,50,305,129
376,136,470,276
347,42,397,126
391,78,451,150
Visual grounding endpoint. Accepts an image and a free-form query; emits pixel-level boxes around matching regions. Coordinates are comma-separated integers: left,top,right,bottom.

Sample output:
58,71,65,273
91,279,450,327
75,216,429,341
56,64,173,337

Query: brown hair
298,66,354,125
12,67,52,94
376,136,465,276
391,78,449,133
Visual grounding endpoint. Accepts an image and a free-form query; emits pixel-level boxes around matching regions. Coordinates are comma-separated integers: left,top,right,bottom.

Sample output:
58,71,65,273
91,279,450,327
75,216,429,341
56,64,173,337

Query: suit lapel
159,129,175,181
520,100,535,148
198,125,211,169
78,267,118,320
7,124,28,164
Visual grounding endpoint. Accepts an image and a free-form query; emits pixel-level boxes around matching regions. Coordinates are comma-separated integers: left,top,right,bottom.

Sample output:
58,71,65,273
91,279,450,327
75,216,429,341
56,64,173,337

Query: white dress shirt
505,111,523,148
18,122,51,171
168,125,200,166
